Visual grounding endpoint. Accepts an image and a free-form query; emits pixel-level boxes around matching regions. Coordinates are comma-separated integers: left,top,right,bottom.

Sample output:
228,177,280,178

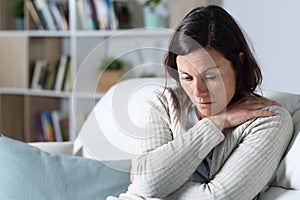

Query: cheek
223,77,236,102
207,78,233,102
180,83,192,95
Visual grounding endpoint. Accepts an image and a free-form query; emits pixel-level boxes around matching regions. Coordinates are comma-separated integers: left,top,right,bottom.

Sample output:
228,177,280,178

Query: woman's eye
181,75,192,81
203,74,217,81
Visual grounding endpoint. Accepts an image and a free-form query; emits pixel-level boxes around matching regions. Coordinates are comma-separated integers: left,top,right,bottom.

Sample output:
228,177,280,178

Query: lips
198,102,212,108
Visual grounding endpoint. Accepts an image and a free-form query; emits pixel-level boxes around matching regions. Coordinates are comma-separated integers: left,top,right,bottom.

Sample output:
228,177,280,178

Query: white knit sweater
108,86,293,200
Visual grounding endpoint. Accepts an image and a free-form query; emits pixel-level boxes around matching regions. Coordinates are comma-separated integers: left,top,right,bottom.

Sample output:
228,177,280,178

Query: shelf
0,0,171,142
74,28,173,37
0,30,71,37
0,87,71,98
0,87,103,99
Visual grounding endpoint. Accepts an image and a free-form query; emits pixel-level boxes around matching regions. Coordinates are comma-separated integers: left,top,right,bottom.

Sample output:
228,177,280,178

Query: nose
194,78,209,97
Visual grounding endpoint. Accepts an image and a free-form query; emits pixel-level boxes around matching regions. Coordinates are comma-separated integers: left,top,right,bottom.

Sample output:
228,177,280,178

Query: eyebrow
178,66,219,75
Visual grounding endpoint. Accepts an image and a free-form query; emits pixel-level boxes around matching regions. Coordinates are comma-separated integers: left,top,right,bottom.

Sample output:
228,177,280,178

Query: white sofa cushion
260,90,300,116
77,78,168,162
259,90,300,190
269,109,300,189
260,186,300,200
29,141,73,155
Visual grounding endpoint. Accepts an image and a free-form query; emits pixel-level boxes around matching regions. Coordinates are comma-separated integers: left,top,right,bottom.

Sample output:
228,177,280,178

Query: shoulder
151,86,191,108
246,105,293,139
262,105,292,124
145,86,192,124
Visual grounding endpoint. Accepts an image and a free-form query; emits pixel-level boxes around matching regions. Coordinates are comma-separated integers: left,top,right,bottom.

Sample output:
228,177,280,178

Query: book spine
31,60,44,89
48,2,63,30
51,111,63,142
37,61,49,89
105,0,118,30
34,112,45,142
41,111,55,142
26,0,45,29
44,59,59,90
95,0,109,30
84,0,96,30
60,117,70,141
62,58,72,92
57,3,69,30
34,0,57,30
54,55,68,91
76,0,88,29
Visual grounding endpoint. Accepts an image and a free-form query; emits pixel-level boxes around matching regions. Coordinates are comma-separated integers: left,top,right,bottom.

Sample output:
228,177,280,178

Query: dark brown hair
165,5,262,100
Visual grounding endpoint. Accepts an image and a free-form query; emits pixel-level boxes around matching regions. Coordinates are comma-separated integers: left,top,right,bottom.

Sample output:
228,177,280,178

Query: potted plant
144,0,162,28
98,57,126,93
11,0,25,30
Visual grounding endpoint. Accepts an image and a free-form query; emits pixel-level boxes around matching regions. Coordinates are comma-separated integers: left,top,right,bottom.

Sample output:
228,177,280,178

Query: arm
129,92,225,197
167,106,293,200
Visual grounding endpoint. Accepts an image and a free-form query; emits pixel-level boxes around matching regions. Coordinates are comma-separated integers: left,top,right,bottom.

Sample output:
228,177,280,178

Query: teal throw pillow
0,135,131,200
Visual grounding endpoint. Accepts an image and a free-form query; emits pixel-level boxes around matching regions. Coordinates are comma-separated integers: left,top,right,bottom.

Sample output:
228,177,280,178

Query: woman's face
176,48,236,118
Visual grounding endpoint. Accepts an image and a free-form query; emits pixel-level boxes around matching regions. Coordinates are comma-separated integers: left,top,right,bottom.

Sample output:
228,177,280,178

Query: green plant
99,57,125,70
144,0,161,13
11,0,24,18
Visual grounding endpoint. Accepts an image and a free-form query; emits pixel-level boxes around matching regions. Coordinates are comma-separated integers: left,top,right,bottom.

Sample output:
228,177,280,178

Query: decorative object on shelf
98,57,126,93
144,0,162,28
10,0,25,30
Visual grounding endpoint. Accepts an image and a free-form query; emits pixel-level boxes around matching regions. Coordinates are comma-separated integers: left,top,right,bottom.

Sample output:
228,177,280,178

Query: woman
108,5,293,200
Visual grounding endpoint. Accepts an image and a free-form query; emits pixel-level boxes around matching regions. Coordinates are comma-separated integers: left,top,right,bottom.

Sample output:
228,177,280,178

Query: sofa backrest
76,78,169,161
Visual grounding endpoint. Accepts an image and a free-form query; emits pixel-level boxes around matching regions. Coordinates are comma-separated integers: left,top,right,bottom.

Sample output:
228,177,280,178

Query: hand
130,170,134,182
209,96,281,130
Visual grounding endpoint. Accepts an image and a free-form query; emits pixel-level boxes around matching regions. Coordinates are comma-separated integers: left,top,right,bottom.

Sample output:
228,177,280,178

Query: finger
271,100,282,107
258,96,282,107
240,98,280,109
248,110,276,119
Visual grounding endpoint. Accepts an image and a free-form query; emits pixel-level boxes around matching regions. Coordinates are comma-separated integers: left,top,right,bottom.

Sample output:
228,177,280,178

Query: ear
238,52,244,63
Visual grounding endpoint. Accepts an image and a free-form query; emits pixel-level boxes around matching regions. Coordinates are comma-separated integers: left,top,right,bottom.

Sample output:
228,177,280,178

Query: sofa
1,77,300,199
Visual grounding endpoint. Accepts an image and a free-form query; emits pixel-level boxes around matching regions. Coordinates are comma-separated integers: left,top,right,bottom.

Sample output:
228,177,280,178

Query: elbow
131,176,168,198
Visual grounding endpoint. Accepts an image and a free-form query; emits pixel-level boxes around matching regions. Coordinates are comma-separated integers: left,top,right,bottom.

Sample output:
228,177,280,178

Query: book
54,55,69,91
31,60,47,89
48,2,63,30
62,58,72,92
44,59,59,90
89,0,100,29
26,0,45,30
56,3,69,30
94,0,109,29
38,62,49,89
51,111,63,142
34,112,45,142
113,0,131,29
105,0,118,30
60,117,70,141
31,0,49,29
76,0,88,29
41,111,55,142
33,0,57,30
84,0,96,30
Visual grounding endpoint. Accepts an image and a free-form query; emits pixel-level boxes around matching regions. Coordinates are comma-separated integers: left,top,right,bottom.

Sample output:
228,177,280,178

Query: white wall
222,0,300,94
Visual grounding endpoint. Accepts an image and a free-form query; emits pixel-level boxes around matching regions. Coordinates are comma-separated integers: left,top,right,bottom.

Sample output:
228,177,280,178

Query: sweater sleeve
129,92,224,198
167,106,293,200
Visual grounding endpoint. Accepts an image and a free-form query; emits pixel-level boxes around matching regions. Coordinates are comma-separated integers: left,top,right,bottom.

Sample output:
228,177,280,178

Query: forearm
130,119,224,198
168,107,293,200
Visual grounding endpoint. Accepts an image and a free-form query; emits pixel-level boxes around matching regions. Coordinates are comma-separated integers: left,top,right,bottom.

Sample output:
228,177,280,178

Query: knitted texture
108,87,293,200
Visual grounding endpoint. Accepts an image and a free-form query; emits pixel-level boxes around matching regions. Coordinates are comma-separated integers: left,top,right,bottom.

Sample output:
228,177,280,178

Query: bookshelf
0,0,173,142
